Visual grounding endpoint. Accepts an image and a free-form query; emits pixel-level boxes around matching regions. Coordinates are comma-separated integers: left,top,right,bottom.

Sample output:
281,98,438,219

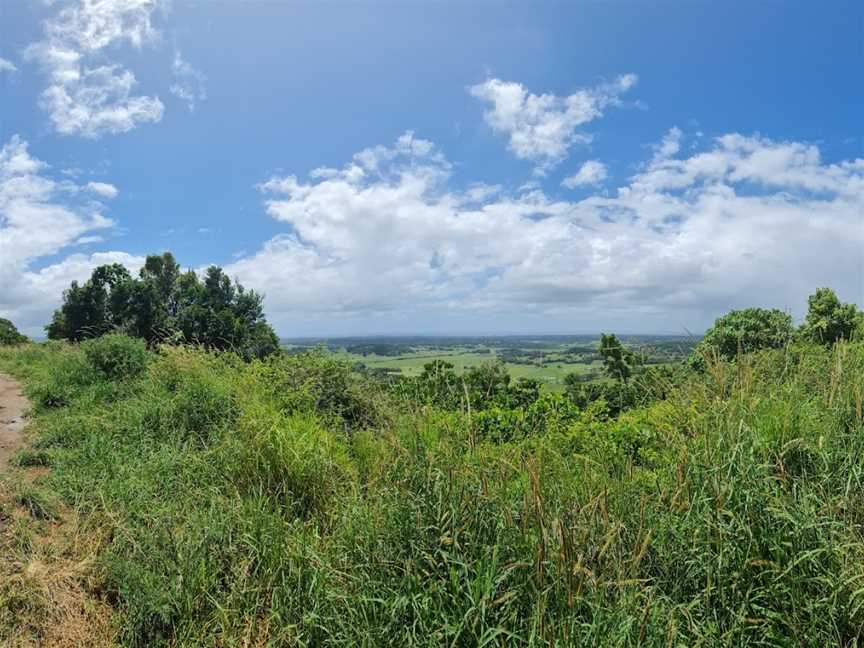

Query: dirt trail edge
0,372,27,470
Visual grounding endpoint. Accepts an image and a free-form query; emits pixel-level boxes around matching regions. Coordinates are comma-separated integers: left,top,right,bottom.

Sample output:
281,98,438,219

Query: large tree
46,252,279,360
799,288,862,345
45,263,131,342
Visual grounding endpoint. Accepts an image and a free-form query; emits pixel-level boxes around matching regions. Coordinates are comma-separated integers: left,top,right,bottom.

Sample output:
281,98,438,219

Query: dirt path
0,372,27,470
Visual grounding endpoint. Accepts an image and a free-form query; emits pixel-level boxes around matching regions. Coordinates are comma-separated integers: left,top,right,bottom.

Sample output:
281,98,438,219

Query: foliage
799,287,863,345
2,288,864,646
46,252,279,360
245,348,389,431
564,363,686,418
0,318,27,346
598,332,638,382
82,334,149,380
689,306,794,368
393,359,545,412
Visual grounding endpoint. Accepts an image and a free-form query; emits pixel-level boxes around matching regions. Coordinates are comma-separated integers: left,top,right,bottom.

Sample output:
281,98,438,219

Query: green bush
248,349,388,430
689,307,794,368
82,334,149,380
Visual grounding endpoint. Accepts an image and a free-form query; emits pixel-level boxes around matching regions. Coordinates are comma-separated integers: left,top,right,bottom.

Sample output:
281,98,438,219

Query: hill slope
0,340,862,646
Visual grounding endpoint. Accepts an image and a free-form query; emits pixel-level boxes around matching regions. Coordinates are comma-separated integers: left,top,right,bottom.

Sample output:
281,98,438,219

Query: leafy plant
82,334,149,380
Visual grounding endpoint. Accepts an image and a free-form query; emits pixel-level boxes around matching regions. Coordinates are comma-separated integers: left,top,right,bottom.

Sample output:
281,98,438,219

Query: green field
286,335,697,389
333,347,601,387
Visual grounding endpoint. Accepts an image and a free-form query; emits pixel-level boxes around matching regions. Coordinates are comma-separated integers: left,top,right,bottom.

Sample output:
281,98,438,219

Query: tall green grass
0,340,862,646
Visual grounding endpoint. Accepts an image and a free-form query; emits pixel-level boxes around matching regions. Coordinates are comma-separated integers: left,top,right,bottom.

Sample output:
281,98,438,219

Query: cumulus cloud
227,129,863,334
86,181,119,199
469,75,637,173
562,160,608,188
25,0,166,138
0,57,17,73
0,135,141,334
169,50,207,111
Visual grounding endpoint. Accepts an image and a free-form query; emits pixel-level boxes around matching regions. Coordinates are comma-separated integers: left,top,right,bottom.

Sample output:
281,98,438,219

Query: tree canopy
46,252,279,360
799,287,862,345
689,307,794,368
0,318,27,346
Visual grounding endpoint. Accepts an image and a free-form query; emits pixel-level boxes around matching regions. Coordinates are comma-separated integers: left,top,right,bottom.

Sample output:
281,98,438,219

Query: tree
0,318,27,346
46,252,279,360
689,307,793,368
799,288,862,345
598,333,638,383
45,264,131,342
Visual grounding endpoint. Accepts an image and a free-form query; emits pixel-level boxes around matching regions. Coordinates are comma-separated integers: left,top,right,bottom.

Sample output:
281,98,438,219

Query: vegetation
688,289,863,369
800,287,863,345
46,252,279,360
82,334,149,380
0,288,862,646
0,318,27,346
689,307,794,368
597,333,639,383
312,334,696,390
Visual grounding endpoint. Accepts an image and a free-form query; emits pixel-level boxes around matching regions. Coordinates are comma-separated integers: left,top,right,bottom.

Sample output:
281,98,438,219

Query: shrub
689,307,794,368
473,406,524,443
248,349,387,430
82,334,149,380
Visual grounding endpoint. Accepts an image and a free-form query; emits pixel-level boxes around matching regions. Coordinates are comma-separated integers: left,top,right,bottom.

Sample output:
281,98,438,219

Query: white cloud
25,0,166,138
469,74,637,173
76,235,105,244
86,181,119,199
169,50,207,111
654,126,682,160
0,135,140,334
227,129,863,334
562,160,608,188
0,57,17,73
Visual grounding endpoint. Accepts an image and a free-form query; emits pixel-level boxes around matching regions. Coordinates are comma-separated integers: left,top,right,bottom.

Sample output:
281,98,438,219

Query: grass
0,339,862,646
333,346,603,388
0,465,117,647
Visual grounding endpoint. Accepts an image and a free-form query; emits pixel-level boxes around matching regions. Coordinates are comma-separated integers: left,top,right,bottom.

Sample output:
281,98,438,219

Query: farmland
284,335,699,388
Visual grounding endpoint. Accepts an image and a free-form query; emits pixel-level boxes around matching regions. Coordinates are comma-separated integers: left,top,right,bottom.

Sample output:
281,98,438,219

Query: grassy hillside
1,339,863,646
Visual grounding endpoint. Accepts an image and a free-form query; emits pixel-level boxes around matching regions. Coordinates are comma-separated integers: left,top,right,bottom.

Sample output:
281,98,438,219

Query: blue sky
1,1,862,336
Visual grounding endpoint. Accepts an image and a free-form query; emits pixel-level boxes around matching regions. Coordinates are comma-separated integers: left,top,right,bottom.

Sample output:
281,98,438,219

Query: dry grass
0,453,117,647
